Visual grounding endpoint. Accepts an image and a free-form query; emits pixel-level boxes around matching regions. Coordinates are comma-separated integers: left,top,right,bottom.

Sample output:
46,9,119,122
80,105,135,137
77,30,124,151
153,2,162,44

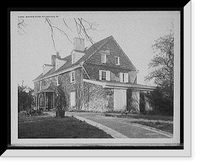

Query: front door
114,89,127,111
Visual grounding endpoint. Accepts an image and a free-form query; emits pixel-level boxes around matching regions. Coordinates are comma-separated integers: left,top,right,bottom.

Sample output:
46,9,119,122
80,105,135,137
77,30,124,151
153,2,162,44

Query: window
101,54,107,63
101,71,107,80
99,70,110,81
120,73,128,83
70,71,75,83
115,56,120,65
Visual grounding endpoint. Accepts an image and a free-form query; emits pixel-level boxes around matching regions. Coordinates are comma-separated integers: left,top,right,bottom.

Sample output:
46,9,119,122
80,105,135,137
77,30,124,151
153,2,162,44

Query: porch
35,87,55,111
82,79,156,113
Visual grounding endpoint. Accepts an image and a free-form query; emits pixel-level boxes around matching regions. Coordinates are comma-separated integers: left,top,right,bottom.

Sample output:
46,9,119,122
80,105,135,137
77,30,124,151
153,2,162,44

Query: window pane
102,71,106,80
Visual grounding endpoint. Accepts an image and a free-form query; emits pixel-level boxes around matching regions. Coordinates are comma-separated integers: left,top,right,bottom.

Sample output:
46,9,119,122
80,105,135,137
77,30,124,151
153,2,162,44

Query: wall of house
86,38,135,70
83,38,137,83
84,63,134,82
34,67,90,111
82,82,114,112
59,67,84,111
34,77,57,93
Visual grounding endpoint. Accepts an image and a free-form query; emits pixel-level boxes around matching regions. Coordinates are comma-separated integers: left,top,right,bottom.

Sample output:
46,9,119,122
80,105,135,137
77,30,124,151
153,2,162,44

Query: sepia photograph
7,5,191,156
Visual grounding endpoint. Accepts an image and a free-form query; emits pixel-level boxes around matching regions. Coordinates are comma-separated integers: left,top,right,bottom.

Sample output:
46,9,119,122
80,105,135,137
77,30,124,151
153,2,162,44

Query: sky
12,11,179,89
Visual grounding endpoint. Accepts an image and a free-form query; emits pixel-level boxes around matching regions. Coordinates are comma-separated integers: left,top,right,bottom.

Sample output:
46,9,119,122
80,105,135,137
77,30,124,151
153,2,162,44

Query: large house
33,36,154,113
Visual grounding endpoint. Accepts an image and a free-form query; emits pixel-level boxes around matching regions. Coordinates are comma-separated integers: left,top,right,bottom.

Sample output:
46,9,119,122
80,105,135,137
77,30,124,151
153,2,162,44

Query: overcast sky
12,11,180,89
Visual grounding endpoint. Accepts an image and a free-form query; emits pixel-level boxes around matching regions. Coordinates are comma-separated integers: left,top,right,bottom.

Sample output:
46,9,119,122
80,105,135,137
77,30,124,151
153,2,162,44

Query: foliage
127,89,134,112
145,33,174,89
18,84,34,112
54,85,67,118
146,87,173,116
145,33,174,116
139,92,146,115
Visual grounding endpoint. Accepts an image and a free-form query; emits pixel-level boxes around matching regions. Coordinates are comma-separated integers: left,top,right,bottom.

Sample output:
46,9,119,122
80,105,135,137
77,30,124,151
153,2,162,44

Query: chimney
71,37,85,64
51,52,61,66
73,37,85,52
56,51,60,58
51,55,56,65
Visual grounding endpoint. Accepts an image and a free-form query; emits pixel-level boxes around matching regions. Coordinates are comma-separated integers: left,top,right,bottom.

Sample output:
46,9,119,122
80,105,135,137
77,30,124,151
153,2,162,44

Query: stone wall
34,67,86,111
82,82,114,112
59,68,83,111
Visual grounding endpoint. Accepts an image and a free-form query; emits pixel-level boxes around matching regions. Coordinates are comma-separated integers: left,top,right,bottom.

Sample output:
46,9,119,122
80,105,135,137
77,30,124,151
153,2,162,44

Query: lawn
18,116,112,138
105,112,173,121
130,121,173,134
104,112,173,134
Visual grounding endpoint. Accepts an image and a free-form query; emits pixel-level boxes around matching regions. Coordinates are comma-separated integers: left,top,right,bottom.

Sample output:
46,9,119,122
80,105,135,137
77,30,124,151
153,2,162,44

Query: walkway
65,112,172,138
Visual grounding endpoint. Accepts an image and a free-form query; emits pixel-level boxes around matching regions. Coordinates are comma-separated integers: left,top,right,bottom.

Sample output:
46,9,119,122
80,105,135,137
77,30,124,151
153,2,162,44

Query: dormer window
115,56,120,65
101,54,107,63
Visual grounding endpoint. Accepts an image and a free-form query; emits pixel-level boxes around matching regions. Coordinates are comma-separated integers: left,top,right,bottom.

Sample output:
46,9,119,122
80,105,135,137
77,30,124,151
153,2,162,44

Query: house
33,36,155,113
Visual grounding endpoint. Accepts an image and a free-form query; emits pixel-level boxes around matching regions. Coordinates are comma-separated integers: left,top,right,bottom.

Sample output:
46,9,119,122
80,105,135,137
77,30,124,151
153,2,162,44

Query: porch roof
35,86,55,94
83,79,156,91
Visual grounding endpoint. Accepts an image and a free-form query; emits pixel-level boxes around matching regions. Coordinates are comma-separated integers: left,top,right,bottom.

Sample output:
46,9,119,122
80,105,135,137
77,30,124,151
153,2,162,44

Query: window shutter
70,72,72,82
56,76,59,85
99,70,102,80
106,71,110,81
119,73,123,82
70,92,76,107
124,73,128,83
101,55,104,63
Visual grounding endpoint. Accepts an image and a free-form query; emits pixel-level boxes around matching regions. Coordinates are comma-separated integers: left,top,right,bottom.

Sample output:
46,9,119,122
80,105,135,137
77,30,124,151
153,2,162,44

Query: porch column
44,92,46,111
35,94,37,109
37,94,40,109
53,93,54,109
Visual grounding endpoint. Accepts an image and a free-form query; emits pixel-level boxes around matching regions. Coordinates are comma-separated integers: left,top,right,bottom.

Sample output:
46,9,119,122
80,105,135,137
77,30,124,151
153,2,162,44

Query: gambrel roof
33,36,137,82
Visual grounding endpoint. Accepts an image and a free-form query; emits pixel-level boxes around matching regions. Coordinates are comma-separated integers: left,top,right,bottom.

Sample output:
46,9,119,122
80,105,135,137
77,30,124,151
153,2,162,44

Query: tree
18,17,100,52
54,85,67,118
18,84,34,112
145,32,174,116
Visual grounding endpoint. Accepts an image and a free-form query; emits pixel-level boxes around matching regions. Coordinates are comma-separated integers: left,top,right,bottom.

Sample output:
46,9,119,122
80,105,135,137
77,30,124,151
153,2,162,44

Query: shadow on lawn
18,116,112,139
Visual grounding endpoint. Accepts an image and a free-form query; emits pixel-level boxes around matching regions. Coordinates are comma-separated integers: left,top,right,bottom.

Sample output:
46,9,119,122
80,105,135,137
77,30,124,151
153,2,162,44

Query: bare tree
18,19,27,35
17,15,101,52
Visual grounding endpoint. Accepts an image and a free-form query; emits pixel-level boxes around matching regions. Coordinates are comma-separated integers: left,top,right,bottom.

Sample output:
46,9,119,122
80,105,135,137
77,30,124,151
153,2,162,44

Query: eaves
33,64,82,82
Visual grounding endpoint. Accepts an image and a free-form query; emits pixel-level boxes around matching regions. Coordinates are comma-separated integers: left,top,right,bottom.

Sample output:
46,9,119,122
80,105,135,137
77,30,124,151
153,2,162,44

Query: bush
54,86,67,118
146,87,173,116
18,85,34,112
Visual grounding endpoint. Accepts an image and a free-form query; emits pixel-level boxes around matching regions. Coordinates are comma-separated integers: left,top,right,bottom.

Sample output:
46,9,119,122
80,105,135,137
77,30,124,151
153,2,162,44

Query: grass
104,112,173,134
18,116,112,138
131,121,173,134
104,112,173,121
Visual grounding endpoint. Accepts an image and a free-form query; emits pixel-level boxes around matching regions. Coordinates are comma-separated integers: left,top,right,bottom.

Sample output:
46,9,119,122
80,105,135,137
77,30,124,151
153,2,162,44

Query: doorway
114,89,127,111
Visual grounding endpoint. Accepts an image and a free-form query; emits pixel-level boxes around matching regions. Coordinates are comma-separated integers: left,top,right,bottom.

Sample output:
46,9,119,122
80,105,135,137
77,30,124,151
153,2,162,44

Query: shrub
54,86,67,118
